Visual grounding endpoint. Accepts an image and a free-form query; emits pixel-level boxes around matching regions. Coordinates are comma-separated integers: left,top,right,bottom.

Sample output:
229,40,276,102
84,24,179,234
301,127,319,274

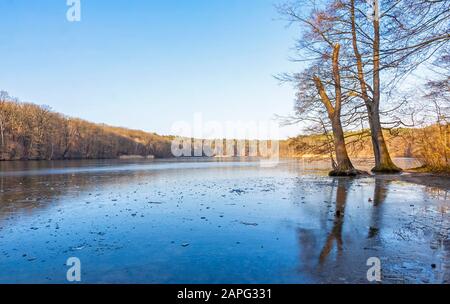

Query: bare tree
278,1,367,175
348,0,449,171
280,0,449,172
313,44,364,175
345,0,401,172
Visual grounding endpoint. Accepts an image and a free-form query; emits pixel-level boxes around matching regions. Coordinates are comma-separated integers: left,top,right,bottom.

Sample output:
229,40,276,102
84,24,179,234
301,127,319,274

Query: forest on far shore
0,91,174,161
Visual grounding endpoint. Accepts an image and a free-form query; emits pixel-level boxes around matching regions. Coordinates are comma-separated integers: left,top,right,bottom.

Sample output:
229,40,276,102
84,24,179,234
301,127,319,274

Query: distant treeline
0,92,173,161
0,92,284,161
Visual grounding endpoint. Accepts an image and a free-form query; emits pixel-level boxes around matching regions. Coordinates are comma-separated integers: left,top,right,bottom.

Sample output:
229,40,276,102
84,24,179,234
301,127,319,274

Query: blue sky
0,0,300,138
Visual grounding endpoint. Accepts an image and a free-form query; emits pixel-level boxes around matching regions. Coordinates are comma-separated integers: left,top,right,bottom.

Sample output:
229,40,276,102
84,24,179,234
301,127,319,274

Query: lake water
0,158,448,283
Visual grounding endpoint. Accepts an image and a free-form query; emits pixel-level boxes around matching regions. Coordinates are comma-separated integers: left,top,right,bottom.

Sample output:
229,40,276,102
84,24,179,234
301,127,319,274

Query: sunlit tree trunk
366,102,399,172
313,44,361,176
370,0,401,172
350,0,401,173
330,116,354,173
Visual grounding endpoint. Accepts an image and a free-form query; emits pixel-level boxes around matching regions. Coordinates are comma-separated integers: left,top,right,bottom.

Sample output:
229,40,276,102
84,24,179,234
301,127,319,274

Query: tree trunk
313,44,366,176
371,1,399,173
329,115,362,176
367,104,401,173
349,0,401,173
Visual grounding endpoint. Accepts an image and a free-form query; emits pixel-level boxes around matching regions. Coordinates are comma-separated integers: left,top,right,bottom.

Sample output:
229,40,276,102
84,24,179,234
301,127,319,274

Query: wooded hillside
0,92,173,160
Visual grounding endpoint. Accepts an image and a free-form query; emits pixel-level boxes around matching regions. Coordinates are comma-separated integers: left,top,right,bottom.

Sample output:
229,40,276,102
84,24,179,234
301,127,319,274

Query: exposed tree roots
371,164,403,174
329,169,369,177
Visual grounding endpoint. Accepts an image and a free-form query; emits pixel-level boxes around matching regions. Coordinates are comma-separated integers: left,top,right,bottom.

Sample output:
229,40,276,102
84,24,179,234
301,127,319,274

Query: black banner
0,284,446,303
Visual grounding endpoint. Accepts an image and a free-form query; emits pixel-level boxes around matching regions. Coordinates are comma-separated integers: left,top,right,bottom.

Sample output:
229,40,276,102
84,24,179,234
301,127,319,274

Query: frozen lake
0,158,448,283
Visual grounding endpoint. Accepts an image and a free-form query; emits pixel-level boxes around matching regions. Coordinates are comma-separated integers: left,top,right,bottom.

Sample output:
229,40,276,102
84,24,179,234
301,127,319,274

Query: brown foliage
285,125,450,172
0,92,172,161
414,124,450,171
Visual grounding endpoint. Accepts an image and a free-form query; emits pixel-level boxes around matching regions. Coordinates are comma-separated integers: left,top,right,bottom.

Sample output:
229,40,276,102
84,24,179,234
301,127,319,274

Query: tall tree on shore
281,0,449,172
348,0,401,172
314,44,357,175
348,0,449,172
278,2,367,175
